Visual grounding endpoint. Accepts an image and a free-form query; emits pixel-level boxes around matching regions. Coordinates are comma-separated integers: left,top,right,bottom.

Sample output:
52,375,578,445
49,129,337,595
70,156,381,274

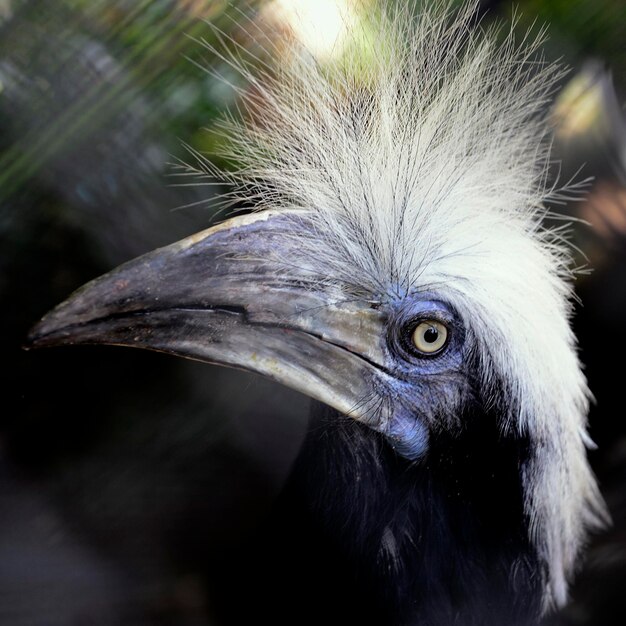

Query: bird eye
411,320,448,355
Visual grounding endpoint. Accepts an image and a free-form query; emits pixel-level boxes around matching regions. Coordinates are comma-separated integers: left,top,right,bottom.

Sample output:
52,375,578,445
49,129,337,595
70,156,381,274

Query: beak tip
24,310,78,350
23,327,56,351
23,319,47,350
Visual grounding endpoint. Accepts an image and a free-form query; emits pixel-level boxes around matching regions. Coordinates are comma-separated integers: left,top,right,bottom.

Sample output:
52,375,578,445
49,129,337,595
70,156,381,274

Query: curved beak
27,211,389,425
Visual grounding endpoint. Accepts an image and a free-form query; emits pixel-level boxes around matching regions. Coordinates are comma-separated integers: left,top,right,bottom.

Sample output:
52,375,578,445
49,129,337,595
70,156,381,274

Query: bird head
27,0,607,611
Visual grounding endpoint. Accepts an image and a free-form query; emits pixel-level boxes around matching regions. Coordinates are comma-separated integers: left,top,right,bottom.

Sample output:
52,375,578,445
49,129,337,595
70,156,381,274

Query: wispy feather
191,0,609,609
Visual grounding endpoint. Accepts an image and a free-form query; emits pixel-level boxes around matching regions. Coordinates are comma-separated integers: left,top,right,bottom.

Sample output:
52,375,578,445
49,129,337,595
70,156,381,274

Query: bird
26,2,609,624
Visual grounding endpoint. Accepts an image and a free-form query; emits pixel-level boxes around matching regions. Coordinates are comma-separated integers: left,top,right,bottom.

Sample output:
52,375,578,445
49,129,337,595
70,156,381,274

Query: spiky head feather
194,0,608,609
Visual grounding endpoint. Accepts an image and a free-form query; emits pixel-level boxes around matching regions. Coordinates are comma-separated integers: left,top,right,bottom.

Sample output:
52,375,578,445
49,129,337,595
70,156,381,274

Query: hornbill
27,2,609,624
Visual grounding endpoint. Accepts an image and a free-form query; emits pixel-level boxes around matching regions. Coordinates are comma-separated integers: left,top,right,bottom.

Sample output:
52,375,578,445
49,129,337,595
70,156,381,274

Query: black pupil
423,326,439,343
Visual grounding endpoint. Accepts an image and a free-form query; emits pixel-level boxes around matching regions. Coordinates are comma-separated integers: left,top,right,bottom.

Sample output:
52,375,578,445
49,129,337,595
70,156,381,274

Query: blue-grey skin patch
386,414,431,460
380,298,468,461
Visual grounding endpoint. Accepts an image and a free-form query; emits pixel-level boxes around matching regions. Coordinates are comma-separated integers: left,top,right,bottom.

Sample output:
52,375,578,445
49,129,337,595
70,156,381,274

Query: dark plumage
211,393,540,625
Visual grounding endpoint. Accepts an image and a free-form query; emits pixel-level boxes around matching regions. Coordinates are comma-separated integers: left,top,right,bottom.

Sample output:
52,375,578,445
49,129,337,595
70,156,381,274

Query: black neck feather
213,402,543,626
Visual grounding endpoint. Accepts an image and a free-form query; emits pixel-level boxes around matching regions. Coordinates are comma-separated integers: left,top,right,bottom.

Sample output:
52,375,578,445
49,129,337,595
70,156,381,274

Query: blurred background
2,0,625,624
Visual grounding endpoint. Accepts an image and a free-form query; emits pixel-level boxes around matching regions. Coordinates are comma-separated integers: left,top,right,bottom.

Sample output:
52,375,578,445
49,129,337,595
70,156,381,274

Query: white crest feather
194,0,609,610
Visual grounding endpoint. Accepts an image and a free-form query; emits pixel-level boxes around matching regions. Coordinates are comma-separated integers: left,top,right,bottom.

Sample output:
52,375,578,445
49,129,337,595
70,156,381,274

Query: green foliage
515,0,626,78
